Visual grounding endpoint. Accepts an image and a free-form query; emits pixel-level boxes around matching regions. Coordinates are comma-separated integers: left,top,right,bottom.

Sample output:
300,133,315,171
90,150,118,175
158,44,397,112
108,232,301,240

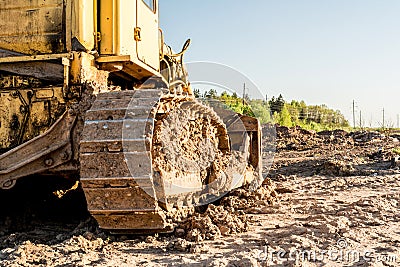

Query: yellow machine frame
0,0,161,80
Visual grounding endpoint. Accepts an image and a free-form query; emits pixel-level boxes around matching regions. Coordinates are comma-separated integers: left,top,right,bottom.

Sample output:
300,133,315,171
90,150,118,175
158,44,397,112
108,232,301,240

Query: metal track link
80,89,172,231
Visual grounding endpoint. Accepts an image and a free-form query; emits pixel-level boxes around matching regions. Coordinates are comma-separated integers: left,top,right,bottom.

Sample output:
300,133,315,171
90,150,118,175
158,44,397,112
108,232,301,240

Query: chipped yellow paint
53,181,80,199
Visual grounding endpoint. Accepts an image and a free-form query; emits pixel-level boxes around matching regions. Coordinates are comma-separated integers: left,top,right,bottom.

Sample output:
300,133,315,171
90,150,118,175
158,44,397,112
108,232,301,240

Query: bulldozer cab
98,0,160,71
96,0,161,79
96,0,161,80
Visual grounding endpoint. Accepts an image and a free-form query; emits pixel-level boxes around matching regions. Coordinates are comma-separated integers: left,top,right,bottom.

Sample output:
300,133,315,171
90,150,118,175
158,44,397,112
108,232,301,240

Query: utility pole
382,108,385,129
352,100,356,129
359,110,362,129
242,83,246,105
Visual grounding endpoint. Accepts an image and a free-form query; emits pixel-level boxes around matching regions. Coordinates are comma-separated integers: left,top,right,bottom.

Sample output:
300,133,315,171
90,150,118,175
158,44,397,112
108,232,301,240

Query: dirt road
0,126,399,266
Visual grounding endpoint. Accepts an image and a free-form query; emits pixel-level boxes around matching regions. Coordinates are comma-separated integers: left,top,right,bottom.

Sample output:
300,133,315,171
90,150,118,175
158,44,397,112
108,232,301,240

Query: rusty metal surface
0,111,76,189
0,86,67,152
241,115,263,180
0,50,69,82
0,0,65,54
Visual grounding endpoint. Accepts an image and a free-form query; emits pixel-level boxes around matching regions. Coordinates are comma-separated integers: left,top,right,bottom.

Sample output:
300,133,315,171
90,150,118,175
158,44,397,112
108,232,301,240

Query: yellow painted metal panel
0,0,64,54
72,0,95,51
99,0,136,57
0,0,95,55
99,0,115,54
136,0,159,70
117,0,136,57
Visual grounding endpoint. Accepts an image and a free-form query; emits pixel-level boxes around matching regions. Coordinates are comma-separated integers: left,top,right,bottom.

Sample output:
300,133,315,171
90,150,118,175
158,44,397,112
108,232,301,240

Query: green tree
250,99,271,124
204,89,217,98
269,94,285,114
193,88,201,98
276,104,293,127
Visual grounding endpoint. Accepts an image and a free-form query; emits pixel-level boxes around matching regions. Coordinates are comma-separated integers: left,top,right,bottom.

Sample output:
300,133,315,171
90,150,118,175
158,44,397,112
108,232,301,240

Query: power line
242,83,246,105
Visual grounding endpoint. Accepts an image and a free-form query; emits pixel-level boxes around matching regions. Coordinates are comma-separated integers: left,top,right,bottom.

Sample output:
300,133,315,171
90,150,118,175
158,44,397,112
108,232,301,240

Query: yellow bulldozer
0,0,262,232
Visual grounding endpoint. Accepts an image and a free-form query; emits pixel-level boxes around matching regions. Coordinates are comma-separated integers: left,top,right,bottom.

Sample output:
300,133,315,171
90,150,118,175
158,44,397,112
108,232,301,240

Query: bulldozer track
80,89,172,232
79,89,260,232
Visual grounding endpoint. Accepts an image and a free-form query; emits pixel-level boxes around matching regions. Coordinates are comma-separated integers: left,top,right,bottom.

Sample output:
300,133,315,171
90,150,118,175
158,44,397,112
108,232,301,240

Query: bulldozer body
0,0,262,232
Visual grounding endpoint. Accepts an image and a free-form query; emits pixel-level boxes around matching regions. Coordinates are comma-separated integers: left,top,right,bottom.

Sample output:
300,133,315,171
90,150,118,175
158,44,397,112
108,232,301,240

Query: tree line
194,89,350,131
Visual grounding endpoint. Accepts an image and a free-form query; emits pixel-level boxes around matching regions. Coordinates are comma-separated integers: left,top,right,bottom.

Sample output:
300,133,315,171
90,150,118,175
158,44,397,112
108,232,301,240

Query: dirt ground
1,126,400,266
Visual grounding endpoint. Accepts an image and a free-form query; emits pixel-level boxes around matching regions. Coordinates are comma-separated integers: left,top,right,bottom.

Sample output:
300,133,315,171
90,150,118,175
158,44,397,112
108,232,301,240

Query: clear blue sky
159,1,400,127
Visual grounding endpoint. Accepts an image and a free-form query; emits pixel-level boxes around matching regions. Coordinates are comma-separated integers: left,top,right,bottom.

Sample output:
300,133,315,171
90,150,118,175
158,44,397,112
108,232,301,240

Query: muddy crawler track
80,89,170,232
79,89,244,233
152,101,235,209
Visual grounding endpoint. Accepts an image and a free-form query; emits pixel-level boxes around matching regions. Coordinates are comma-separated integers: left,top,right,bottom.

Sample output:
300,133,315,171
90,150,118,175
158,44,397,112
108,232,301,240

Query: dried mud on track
1,126,400,266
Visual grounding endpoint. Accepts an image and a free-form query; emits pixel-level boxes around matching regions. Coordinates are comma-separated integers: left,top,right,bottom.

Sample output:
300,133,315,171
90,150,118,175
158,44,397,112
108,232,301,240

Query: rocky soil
1,126,400,266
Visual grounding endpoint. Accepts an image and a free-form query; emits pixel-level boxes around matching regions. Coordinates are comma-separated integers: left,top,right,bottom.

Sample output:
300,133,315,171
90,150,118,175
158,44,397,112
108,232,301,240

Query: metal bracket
62,57,70,98
134,27,142,41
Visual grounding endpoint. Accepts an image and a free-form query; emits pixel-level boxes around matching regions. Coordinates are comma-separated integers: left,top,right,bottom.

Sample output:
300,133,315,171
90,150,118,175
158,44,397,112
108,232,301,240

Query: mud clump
275,125,319,151
174,179,278,242
272,125,396,152
273,125,354,151
0,234,106,267
221,180,277,210
175,204,248,242
319,159,355,176
152,101,256,209
350,130,385,143
152,102,225,184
